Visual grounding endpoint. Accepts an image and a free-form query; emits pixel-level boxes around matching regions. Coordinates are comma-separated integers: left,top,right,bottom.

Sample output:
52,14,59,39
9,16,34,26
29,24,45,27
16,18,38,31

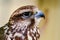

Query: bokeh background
0,0,60,40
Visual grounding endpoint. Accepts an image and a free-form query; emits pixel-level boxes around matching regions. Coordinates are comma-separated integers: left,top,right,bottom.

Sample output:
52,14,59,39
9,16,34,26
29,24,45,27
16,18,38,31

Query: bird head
9,5,45,28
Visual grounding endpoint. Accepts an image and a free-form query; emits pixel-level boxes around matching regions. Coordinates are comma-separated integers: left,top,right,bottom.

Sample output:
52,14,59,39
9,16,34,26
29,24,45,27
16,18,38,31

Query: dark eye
23,12,32,16
23,12,30,16
22,11,33,18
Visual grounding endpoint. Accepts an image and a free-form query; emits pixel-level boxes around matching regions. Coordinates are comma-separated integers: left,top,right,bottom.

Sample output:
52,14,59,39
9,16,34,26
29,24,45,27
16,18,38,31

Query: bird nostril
34,11,45,19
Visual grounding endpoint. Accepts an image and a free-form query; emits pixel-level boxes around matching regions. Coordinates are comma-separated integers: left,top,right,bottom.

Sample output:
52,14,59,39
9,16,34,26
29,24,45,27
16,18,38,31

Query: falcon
0,5,45,40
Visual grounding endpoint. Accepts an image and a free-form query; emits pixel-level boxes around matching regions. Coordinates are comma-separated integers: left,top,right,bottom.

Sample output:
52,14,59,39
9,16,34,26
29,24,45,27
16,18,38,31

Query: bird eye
22,11,33,18
23,12,30,16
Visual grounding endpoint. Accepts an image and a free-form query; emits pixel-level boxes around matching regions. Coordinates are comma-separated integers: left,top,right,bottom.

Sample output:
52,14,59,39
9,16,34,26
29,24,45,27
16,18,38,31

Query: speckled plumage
0,5,45,40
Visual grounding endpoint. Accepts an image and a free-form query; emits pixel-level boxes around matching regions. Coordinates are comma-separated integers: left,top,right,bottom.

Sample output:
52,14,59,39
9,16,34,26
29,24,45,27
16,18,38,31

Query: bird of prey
0,5,45,40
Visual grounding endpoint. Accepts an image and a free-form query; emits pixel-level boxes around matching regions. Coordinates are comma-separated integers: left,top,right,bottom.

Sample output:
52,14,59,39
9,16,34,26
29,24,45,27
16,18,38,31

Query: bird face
6,5,45,40
9,5,45,28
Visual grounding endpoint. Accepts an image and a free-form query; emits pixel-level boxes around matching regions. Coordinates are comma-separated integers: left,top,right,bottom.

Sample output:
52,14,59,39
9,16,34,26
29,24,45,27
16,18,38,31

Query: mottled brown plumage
0,5,45,40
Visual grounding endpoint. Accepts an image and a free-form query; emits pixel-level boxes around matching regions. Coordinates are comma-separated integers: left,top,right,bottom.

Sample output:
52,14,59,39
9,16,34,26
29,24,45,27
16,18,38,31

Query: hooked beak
35,10,45,19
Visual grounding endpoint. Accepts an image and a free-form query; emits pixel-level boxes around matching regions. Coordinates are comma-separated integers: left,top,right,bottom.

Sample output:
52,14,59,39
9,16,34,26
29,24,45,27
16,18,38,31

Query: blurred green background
0,0,60,40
